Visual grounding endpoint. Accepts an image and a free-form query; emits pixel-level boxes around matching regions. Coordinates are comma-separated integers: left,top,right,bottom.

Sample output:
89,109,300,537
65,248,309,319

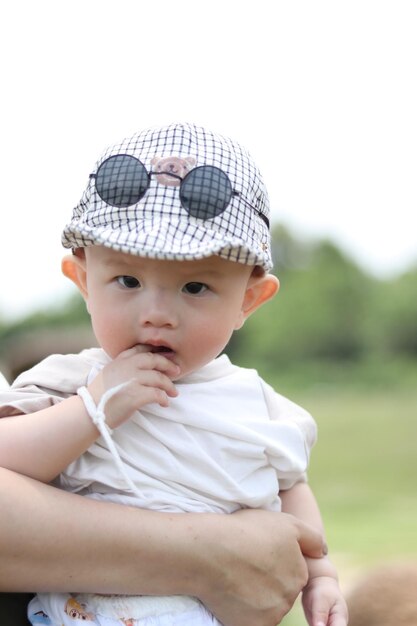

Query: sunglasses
90,154,269,227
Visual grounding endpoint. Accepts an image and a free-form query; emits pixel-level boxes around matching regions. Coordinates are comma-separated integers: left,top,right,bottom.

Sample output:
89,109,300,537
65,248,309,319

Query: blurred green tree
230,226,372,368
363,267,417,357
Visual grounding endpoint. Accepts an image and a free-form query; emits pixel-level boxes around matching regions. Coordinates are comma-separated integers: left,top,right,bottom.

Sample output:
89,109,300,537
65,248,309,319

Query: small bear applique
151,156,196,186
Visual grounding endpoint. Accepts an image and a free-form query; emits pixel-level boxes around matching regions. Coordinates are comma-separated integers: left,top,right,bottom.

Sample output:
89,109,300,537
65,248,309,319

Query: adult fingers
293,516,328,558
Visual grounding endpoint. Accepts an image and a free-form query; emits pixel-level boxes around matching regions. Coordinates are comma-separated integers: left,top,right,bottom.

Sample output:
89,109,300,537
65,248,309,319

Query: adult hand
195,509,326,626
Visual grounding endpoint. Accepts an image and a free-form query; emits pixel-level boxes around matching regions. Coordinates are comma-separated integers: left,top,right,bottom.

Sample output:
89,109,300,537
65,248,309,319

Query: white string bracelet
77,384,143,498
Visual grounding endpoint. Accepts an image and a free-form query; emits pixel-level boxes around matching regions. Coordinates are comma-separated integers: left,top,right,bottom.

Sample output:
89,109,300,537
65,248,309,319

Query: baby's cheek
91,314,129,357
198,324,234,357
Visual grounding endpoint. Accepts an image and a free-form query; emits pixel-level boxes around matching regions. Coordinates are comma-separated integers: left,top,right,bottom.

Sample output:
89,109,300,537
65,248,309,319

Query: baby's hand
302,575,348,626
87,346,180,429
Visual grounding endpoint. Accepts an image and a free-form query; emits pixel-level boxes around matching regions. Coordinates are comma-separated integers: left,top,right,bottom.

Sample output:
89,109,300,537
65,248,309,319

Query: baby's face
83,246,255,379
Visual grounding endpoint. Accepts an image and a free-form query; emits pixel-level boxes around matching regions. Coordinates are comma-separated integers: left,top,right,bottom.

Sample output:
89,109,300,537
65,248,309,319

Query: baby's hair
251,265,266,278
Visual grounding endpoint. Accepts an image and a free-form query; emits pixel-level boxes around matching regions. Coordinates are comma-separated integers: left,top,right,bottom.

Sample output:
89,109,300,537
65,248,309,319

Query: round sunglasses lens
179,166,233,219
95,155,149,207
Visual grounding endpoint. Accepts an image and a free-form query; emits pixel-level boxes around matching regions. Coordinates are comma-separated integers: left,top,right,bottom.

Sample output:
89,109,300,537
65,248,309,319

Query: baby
0,123,347,626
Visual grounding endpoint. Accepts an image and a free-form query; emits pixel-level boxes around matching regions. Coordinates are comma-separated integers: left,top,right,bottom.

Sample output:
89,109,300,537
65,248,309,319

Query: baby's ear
61,252,88,301
235,273,279,329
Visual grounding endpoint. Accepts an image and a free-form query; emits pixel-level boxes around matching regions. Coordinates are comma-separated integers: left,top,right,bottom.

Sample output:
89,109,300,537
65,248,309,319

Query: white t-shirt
0,348,316,513
1,349,318,622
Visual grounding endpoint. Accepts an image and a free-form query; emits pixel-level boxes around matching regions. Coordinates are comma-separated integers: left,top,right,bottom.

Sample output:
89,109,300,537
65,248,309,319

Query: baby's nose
140,292,178,328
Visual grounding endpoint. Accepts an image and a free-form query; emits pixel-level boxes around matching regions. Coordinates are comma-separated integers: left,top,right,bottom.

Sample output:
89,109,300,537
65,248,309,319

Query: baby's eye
183,282,208,295
117,275,140,289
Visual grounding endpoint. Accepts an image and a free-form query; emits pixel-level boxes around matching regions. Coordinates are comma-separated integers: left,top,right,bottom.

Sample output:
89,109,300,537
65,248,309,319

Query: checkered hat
62,123,273,271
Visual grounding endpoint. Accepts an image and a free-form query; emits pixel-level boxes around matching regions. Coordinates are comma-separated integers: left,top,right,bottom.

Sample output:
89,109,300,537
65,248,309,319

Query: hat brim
62,217,272,270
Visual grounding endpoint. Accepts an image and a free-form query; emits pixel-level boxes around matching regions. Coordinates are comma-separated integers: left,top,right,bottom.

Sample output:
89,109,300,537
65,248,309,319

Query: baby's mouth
148,345,177,364
149,345,172,354
145,344,176,357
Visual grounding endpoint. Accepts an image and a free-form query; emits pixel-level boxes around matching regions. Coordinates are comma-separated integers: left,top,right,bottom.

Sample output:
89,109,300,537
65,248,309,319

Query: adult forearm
0,468,199,595
0,468,326,626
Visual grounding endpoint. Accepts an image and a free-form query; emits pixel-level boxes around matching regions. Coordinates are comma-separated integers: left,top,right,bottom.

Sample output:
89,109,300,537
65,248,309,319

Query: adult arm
0,468,326,626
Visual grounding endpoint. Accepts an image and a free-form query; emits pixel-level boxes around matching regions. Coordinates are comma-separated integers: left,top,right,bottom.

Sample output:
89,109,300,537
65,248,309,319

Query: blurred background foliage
0,225,416,625
228,225,417,391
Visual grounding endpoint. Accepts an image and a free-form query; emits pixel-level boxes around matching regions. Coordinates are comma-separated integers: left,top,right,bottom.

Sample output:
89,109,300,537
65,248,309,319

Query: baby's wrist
87,376,104,407
306,556,339,582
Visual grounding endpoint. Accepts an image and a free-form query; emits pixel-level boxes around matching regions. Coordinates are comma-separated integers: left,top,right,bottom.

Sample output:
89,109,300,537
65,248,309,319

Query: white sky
1,0,416,319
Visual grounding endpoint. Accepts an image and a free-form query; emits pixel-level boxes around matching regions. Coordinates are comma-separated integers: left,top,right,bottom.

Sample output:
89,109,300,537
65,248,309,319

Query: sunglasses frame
90,154,269,228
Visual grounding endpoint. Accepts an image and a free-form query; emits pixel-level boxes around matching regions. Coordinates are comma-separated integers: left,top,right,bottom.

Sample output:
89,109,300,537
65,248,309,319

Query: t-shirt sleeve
259,378,317,488
0,350,101,417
